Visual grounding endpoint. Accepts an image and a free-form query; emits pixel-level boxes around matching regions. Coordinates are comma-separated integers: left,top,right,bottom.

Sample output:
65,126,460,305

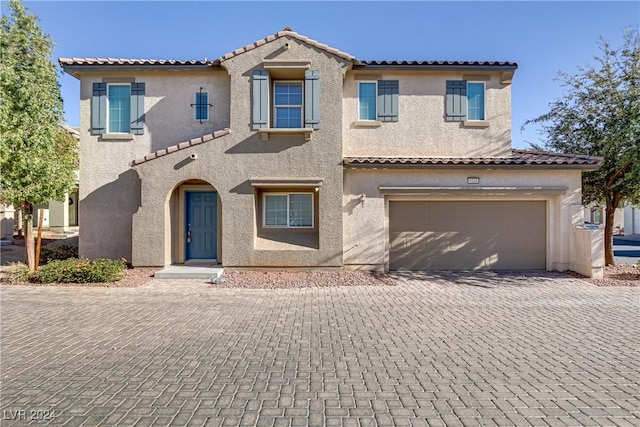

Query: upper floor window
251,70,319,131
92,82,145,136
274,81,303,128
358,82,377,120
108,84,131,133
445,80,487,123
467,82,485,121
194,92,209,122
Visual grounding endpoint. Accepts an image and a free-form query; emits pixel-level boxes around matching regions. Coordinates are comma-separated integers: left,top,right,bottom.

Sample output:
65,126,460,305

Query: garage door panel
389,201,546,271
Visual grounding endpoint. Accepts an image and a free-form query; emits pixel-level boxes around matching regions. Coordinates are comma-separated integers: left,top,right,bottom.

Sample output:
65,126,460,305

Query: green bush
3,263,37,284
40,244,78,264
37,258,126,283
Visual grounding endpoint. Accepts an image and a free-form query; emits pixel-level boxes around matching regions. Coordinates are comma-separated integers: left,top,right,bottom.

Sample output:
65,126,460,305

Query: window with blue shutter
304,70,320,129
91,83,107,135
194,92,209,121
446,80,486,122
130,82,145,135
446,80,467,122
92,82,145,135
252,70,269,130
377,80,399,122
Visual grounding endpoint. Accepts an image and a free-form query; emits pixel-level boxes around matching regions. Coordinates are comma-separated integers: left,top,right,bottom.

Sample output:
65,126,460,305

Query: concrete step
154,265,224,280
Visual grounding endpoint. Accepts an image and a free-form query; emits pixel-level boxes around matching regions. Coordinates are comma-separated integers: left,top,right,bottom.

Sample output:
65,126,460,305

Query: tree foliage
0,0,78,269
523,29,640,265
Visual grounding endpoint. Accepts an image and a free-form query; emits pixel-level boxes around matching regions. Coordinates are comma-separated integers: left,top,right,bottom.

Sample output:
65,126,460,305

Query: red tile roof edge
129,128,230,167
344,149,603,167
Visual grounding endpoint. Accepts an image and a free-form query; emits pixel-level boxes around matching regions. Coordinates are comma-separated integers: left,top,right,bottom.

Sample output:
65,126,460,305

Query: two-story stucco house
59,28,603,275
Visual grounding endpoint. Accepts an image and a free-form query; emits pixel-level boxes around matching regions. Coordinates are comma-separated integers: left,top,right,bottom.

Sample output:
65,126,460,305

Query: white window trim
106,83,131,134
273,80,304,128
466,81,486,122
263,192,314,228
194,91,209,122
358,81,378,121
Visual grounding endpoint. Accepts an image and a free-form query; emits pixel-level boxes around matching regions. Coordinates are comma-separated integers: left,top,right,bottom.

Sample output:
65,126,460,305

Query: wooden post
35,209,44,271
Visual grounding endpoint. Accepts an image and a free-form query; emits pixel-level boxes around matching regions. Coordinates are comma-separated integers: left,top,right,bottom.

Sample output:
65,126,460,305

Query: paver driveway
1,272,639,426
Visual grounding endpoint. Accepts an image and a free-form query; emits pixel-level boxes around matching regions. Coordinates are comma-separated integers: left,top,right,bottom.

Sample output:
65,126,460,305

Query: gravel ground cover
570,263,640,287
3,264,637,288
214,270,397,289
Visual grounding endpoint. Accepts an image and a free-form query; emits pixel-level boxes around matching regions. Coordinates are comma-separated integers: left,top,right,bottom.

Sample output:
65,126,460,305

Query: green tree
524,30,640,266
0,0,78,271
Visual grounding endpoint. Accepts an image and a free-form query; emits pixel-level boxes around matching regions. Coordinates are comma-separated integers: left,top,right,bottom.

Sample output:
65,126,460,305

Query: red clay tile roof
59,29,519,71
59,58,216,67
344,149,603,169
129,129,230,166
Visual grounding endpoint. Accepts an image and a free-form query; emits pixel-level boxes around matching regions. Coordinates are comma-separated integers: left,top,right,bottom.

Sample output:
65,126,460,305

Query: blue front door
186,191,217,260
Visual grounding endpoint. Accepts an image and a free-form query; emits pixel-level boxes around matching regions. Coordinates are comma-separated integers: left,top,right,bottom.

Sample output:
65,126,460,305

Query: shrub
37,258,126,283
3,263,37,284
40,244,78,264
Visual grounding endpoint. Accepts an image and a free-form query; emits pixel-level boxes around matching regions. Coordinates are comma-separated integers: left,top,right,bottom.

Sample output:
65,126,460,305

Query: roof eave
354,63,518,72
60,63,220,78
343,161,601,171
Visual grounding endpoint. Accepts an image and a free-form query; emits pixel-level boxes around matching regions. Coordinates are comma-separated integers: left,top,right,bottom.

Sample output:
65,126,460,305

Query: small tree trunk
21,203,35,271
35,209,44,270
604,201,617,266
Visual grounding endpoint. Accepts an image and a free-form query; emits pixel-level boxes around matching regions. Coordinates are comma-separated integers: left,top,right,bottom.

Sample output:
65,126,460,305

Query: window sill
463,121,490,128
258,128,314,142
101,133,135,140
353,120,382,128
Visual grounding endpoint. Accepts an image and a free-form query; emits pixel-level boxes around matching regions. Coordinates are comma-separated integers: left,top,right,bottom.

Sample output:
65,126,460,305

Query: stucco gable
129,128,230,167
217,27,357,64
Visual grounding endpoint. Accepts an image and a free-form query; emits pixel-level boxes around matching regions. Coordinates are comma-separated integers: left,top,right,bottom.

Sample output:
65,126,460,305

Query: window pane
274,82,303,105
275,107,302,128
195,92,208,121
108,85,131,133
265,195,287,226
359,82,376,120
467,83,485,120
289,194,313,227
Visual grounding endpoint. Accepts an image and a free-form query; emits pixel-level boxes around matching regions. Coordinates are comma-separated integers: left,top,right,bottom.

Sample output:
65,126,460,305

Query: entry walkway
1,273,638,426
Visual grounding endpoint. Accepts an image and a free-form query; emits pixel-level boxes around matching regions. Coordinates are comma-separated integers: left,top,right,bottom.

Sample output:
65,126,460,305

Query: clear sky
6,1,639,148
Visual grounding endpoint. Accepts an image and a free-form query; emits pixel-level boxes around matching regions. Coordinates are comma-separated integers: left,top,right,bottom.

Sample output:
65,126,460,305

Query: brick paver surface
1,272,639,426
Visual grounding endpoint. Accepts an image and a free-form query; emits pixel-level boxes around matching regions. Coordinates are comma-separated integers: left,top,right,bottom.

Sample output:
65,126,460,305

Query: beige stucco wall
570,227,604,278
130,36,349,267
343,168,583,272
76,69,230,261
343,71,512,157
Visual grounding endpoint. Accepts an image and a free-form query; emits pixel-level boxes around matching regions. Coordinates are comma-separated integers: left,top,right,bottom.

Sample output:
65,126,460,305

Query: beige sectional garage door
389,201,546,270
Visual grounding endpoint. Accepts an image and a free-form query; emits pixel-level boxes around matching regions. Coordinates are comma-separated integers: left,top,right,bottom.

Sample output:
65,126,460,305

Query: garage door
389,201,546,270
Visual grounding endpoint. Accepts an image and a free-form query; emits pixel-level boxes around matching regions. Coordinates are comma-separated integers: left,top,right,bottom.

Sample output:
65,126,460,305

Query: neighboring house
31,125,80,233
623,204,640,235
59,28,602,273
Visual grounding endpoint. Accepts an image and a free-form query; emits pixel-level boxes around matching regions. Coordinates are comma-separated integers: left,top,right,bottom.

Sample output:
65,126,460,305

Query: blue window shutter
91,83,107,135
446,80,467,122
252,70,269,130
130,82,145,135
377,80,399,122
304,70,320,129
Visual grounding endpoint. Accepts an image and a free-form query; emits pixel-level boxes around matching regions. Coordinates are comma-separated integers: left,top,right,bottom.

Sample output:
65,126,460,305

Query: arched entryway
168,179,221,265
